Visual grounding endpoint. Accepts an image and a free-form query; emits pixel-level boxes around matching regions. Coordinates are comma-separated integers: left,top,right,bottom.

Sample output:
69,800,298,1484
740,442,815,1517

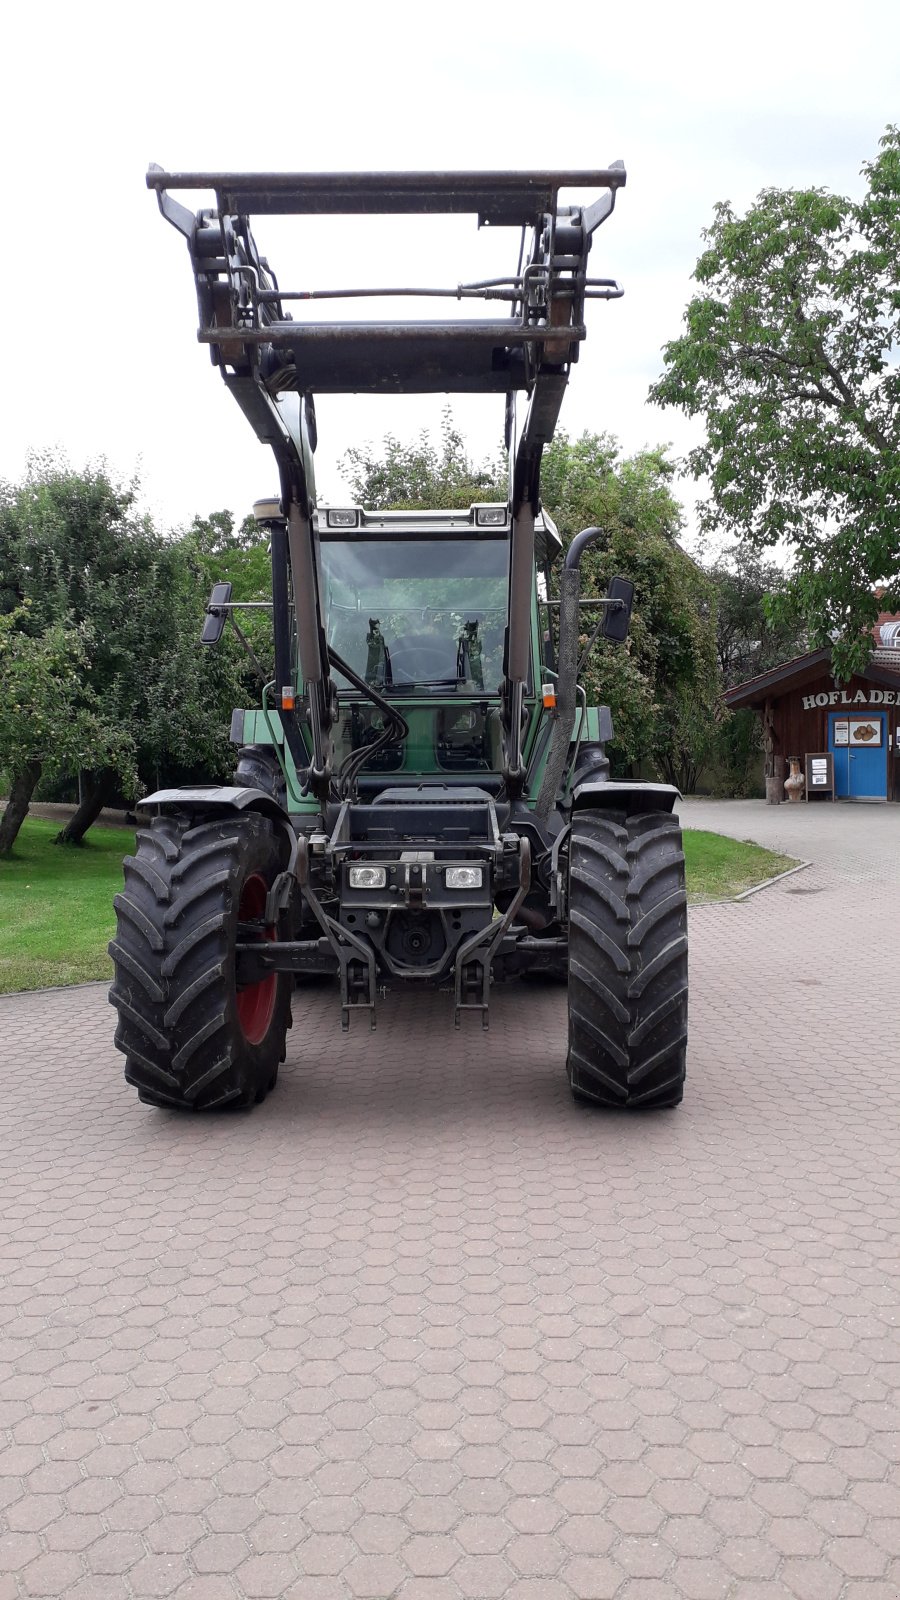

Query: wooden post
763,697,782,804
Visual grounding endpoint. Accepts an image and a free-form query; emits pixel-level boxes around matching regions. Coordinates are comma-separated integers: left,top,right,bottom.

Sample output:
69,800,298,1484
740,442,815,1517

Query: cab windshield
318,537,509,693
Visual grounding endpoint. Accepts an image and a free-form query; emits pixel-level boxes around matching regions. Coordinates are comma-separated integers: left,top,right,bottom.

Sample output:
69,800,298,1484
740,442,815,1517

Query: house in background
725,614,900,803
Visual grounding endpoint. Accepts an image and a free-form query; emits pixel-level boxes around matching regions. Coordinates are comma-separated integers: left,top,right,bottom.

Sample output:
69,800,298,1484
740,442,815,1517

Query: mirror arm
227,613,269,686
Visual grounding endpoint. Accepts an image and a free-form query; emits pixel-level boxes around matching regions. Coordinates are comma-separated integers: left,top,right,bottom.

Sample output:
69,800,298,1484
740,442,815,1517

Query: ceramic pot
784,757,805,803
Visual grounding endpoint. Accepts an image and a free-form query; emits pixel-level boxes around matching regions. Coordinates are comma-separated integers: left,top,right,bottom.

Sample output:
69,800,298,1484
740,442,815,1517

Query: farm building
725,616,900,803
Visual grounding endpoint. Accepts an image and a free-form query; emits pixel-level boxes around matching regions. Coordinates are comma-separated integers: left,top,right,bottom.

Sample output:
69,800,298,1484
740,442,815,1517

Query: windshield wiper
395,677,461,691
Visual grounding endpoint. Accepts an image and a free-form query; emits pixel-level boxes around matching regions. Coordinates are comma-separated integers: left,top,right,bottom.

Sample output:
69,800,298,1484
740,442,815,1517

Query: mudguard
571,779,680,815
138,785,289,823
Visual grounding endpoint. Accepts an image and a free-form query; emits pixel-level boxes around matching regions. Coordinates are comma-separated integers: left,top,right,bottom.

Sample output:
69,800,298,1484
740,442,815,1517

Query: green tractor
109,165,688,1111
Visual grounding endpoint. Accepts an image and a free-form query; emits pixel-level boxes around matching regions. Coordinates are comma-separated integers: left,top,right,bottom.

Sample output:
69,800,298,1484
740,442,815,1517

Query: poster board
848,717,882,747
805,751,834,800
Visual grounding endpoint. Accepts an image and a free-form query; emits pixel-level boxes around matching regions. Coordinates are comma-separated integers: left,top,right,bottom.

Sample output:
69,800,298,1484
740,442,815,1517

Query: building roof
726,647,900,710
873,602,900,645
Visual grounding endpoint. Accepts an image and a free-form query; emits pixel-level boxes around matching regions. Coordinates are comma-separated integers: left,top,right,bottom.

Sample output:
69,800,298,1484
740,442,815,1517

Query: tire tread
567,809,688,1109
109,811,290,1111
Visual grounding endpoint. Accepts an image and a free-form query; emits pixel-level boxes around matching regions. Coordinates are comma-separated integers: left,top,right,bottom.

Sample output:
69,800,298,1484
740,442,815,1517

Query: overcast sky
3,0,898,546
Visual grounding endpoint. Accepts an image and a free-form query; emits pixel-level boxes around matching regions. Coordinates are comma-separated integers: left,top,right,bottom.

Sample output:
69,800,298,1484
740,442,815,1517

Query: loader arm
148,163,626,794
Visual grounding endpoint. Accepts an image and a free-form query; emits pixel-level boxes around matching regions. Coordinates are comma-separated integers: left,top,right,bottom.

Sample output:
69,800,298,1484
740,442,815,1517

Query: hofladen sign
801,688,899,710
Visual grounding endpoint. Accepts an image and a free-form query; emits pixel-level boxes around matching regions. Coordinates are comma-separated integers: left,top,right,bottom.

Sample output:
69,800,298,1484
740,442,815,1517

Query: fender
138,785,290,823
571,779,681,815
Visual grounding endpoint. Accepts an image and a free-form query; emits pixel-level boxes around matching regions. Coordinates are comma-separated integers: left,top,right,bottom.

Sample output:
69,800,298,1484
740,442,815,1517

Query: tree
183,508,275,707
541,432,722,788
649,125,900,676
342,409,506,509
0,608,135,855
186,508,272,602
709,544,807,687
0,459,242,845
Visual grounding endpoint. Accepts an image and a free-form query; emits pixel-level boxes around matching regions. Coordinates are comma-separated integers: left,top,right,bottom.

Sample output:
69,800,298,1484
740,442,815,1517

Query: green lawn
682,828,797,903
0,817,798,995
0,818,136,994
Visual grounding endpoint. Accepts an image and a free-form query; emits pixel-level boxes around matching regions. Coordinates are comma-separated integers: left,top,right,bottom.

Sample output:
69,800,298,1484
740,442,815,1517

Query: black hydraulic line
269,517,293,694
286,501,324,696
542,561,557,672
272,453,333,799
250,506,312,787
327,646,410,801
327,647,410,739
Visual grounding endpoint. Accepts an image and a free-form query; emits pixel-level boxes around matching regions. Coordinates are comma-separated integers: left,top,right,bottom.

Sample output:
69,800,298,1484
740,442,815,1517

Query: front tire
109,810,292,1110
566,809,688,1108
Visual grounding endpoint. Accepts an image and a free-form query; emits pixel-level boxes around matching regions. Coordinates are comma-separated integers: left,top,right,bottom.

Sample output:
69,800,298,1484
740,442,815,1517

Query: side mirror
201,581,233,645
601,576,634,643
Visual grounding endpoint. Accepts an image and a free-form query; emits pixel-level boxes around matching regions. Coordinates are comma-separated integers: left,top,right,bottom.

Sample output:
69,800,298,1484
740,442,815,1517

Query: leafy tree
542,432,722,788
710,704,766,799
709,544,807,687
0,608,135,855
650,125,900,677
0,459,241,844
184,508,275,702
701,545,809,797
187,508,272,601
342,409,506,509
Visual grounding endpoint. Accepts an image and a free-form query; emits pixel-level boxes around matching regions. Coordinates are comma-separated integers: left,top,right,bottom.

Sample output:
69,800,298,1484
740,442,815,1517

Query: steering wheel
388,637,455,684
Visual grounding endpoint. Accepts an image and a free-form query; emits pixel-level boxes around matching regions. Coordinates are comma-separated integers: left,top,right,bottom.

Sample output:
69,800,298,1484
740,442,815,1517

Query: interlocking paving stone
1,799,899,1597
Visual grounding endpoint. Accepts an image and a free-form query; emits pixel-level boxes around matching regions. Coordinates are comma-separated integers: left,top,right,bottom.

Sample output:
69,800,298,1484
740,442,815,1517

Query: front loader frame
147,164,626,799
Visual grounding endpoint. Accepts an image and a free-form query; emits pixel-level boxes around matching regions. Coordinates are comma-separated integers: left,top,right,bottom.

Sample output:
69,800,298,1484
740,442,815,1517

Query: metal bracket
299,877,377,1031
453,837,531,1027
264,868,296,928
549,823,571,916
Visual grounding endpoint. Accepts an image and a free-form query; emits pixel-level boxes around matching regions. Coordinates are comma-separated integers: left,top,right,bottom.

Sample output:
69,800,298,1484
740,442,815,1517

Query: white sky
3,0,899,547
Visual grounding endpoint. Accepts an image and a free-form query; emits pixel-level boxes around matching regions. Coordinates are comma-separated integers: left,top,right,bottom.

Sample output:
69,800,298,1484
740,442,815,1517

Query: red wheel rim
236,873,277,1044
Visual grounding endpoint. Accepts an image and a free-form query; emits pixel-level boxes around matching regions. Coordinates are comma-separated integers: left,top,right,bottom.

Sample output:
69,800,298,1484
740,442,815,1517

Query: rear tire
109,810,292,1110
566,809,688,1108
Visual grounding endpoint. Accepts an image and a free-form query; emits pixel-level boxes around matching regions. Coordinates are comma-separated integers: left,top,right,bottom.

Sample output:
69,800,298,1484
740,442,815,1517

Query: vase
784,757,805,803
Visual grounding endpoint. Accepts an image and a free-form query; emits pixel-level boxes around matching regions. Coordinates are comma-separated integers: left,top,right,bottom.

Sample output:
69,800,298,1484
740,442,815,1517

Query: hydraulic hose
327,646,410,799
327,646,410,740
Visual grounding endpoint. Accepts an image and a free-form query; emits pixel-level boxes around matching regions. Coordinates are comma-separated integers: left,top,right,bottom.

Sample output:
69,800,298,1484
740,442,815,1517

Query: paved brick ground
1,801,899,1599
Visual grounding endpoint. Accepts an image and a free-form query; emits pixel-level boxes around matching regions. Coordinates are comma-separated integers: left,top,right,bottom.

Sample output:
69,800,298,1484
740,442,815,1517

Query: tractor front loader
109,165,688,1112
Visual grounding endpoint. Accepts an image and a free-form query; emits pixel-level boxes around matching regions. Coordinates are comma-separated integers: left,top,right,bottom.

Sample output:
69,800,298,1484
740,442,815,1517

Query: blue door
829,712,887,798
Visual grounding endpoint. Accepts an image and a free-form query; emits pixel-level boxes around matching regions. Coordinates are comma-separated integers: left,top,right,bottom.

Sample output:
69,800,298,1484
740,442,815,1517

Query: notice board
805,751,834,800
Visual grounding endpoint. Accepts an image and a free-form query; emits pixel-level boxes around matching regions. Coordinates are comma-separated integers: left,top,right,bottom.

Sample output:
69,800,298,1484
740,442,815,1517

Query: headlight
445,866,483,889
348,864,387,889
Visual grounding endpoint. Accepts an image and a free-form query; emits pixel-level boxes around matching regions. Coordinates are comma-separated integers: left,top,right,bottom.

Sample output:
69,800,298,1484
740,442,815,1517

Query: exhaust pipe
534,527,605,822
